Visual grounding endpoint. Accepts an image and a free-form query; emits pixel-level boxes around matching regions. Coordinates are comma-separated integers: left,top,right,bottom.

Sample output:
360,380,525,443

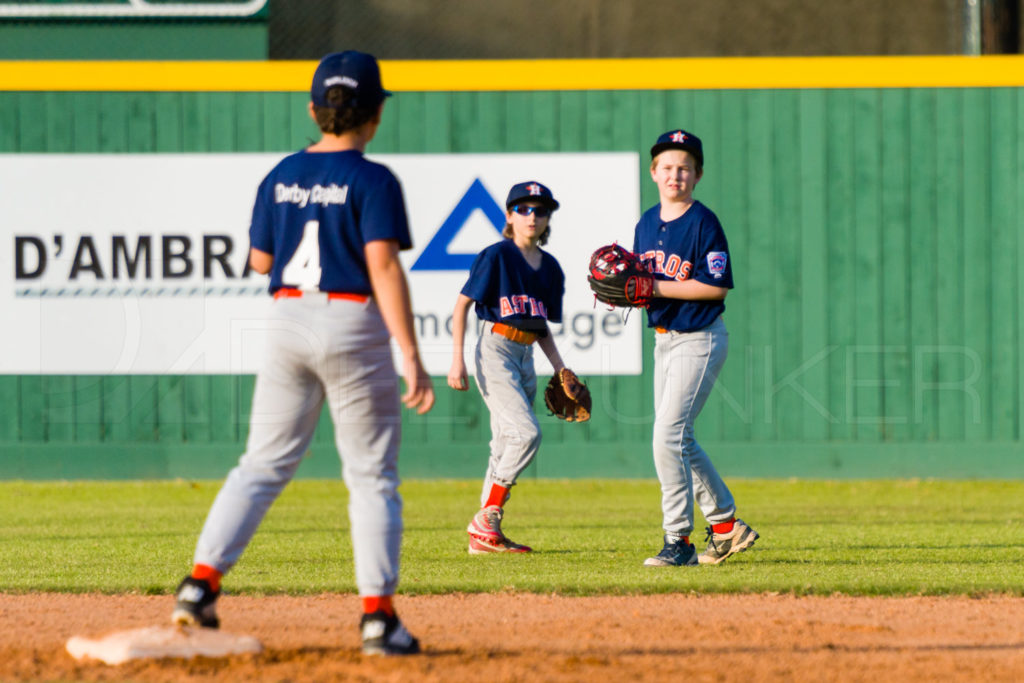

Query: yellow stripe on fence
2,56,1024,92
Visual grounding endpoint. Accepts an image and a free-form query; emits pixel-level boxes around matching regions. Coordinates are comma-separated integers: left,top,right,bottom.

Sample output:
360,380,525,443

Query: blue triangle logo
411,178,505,271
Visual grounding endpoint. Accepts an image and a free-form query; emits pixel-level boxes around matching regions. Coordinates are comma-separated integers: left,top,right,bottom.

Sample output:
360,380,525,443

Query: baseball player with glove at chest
590,129,758,567
171,51,434,656
448,181,590,554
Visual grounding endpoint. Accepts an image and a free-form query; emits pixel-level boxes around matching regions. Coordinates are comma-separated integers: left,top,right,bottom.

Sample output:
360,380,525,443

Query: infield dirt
2,592,1022,682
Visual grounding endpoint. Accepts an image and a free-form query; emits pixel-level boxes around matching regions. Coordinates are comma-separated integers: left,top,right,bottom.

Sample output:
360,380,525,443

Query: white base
66,625,262,665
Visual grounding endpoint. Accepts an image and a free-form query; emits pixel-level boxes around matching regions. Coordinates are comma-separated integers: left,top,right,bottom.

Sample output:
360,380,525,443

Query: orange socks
712,519,736,534
484,484,510,508
191,565,395,617
362,596,394,616
190,564,222,592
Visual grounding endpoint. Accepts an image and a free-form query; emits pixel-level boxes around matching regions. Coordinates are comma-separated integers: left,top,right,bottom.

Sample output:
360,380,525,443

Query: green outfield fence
2,57,1024,479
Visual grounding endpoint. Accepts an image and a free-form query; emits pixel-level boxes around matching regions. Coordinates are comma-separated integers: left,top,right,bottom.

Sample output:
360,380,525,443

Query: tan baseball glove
543,368,592,423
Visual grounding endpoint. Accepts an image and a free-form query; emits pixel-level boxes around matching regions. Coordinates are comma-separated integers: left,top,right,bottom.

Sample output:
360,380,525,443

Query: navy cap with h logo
505,181,560,211
650,129,704,167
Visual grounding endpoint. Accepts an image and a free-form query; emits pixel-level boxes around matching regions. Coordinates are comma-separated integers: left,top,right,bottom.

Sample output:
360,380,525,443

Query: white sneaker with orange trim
467,505,504,541
468,534,532,554
466,505,532,554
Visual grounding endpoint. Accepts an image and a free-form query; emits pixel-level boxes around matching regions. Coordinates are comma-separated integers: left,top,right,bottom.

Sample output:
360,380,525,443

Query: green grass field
2,479,1022,596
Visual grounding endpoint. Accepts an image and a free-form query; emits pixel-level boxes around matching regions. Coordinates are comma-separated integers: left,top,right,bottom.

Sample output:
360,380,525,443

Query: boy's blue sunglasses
511,205,551,218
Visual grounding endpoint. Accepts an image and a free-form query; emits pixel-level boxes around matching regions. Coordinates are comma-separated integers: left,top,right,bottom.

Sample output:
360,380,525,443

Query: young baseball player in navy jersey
448,181,567,554
636,129,759,568
171,51,434,656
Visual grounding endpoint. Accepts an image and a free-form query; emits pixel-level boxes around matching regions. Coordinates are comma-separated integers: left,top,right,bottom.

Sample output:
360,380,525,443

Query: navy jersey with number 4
633,200,733,332
461,239,565,332
249,149,413,295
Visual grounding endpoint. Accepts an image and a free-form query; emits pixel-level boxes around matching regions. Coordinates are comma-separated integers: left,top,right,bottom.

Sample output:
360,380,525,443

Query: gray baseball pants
192,296,404,597
652,315,736,537
473,322,541,506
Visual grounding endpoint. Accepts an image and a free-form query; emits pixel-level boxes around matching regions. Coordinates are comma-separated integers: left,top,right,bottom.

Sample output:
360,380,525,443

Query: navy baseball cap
505,181,560,210
311,50,392,108
650,129,704,166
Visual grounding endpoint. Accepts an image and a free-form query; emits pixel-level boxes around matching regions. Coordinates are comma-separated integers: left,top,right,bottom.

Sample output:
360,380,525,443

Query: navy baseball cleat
360,611,421,656
171,576,221,628
643,535,699,567
698,519,760,565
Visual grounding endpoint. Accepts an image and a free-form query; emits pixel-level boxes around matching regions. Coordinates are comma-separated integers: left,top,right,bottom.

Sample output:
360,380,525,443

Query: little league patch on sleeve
707,252,728,278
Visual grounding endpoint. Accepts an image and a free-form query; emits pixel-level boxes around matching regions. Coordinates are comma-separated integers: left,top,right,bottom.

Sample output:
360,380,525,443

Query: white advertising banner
0,153,642,376
0,1,268,18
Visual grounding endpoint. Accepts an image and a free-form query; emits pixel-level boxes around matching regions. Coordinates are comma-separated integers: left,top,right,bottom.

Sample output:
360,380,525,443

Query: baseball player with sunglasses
636,130,759,567
447,181,569,554
171,50,434,656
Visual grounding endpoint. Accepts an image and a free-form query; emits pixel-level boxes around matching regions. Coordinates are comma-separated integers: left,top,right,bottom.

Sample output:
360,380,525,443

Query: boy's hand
448,359,468,391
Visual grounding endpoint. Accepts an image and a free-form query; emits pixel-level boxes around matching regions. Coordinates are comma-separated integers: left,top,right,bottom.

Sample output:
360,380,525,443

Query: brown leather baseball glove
544,368,592,422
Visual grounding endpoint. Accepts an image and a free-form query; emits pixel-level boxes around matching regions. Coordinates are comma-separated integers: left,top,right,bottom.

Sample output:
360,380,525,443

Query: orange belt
274,287,368,303
656,327,669,334
491,322,539,345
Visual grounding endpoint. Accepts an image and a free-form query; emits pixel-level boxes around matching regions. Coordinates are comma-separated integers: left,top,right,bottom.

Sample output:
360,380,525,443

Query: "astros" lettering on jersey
638,250,693,281
499,295,548,319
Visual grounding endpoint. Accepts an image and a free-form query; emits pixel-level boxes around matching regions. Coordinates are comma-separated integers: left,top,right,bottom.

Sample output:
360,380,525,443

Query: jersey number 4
281,220,323,290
